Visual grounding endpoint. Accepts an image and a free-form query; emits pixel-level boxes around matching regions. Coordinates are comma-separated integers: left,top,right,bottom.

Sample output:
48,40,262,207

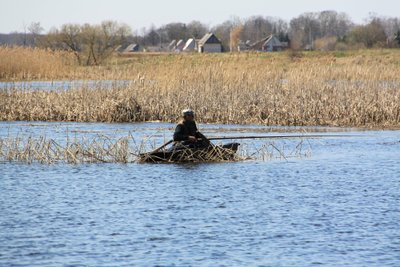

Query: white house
123,44,140,53
183,38,197,52
198,33,222,53
168,40,177,51
175,40,185,51
250,35,284,52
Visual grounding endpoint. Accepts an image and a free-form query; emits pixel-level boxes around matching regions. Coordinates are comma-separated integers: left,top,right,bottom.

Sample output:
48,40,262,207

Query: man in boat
173,109,210,148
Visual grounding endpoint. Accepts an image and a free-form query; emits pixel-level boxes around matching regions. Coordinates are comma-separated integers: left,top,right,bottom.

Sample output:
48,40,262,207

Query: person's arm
173,124,188,141
195,131,203,139
195,131,210,144
193,122,201,138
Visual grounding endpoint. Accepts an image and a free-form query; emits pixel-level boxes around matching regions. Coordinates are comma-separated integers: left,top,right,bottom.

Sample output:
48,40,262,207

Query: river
1,121,399,266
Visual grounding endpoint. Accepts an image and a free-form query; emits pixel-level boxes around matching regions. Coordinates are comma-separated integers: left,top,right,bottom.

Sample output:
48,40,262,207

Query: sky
1,0,399,34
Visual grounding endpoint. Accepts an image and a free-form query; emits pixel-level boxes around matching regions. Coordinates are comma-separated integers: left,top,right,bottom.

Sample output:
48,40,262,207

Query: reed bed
0,46,76,80
0,134,132,164
0,134,310,164
1,48,399,127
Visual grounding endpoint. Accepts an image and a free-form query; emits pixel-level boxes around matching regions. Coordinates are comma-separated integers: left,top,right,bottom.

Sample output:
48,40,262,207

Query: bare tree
28,22,44,46
187,21,209,39
289,11,353,49
57,24,83,64
242,16,273,42
289,12,320,49
230,25,244,52
212,20,235,51
348,19,387,48
161,22,189,41
96,21,131,62
395,30,400,46
318,11,353,37
143,25,159,46
42,21,131,65
374,16,400,44
212,17,242,51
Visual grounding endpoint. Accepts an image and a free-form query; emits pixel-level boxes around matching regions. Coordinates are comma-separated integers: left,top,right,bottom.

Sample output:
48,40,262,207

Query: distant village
117,33,288,54
1,10,398,64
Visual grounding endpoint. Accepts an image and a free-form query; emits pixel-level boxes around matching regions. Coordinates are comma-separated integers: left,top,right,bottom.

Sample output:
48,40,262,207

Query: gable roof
250,35,282,50
168,40,177,49
264,35,282,47
183,38,196,51
198,33,221,45
176,39,185,47
124,44,139,52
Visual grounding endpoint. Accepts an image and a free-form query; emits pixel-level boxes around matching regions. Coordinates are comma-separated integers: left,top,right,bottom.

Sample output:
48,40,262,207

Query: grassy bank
1,47,399,127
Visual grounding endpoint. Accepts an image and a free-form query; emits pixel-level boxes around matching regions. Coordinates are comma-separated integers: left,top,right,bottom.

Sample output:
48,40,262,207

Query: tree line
8,10,400,65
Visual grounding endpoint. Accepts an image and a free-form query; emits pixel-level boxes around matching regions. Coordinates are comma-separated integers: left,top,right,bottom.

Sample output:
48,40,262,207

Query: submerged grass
0,134,131,164
1,47,400,127
0,134,311,164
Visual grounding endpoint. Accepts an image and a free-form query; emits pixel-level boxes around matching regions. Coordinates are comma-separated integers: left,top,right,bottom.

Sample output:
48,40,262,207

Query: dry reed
0,134,310,164
0,134,131,164
0,46,76,80
0,48,399,127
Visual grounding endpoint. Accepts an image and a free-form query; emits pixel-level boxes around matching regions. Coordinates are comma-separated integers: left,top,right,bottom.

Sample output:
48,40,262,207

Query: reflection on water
0,122,399,266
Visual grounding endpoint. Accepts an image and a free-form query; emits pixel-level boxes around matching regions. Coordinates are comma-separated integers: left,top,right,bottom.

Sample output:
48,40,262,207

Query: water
0,80,131,91
1,122,399,266
1,80,399,92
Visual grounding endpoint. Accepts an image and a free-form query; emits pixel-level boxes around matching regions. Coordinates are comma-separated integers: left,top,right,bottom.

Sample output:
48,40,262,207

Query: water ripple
1,124,399,266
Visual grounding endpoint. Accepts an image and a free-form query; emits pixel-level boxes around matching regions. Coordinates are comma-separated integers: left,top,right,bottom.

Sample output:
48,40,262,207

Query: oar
148,140,173,154
206,134,353,141
144,134,349,154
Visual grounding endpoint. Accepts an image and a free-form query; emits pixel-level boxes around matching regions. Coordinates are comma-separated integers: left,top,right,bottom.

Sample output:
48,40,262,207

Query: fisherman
173,109,210,148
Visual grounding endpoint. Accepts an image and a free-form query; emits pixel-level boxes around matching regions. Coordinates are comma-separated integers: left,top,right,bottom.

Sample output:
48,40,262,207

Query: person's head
182,109,195,121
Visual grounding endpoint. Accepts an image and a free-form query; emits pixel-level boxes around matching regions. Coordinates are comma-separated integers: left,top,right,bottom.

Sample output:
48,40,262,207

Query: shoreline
0,119,399,131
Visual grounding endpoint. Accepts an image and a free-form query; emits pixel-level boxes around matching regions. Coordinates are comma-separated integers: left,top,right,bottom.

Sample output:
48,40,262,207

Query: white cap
182,109,195,116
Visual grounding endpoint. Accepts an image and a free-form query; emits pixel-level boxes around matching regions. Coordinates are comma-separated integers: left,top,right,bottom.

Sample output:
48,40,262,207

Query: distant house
175,40,185,51
115,45,124,53
198,33,222,53
280,42,289,49
124,44,140,53
238,40,252,52
144,46,163,52
168,40,177,51
250,35,284,52
183,38,197,52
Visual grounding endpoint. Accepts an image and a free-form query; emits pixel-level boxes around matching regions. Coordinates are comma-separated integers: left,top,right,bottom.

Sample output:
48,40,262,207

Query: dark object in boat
139,142,240,163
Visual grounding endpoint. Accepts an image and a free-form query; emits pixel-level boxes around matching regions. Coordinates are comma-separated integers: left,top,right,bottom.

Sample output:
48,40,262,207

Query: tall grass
0,134,310,164
0,48,399,127
0,46,76,80
0,134,131,164
0,86,142,122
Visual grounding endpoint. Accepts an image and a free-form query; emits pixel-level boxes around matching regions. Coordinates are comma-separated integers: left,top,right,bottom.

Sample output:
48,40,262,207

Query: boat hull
139,143,240,163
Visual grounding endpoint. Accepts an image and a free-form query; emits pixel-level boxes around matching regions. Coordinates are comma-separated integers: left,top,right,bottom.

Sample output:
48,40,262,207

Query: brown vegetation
42,21,131,65
230,25,244,52
0,135,131,164
0,48,399,128
0,133,309,164
0,46,76,80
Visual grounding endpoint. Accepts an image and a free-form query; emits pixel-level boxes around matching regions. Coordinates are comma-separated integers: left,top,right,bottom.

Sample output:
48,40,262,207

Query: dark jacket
173,120,200,141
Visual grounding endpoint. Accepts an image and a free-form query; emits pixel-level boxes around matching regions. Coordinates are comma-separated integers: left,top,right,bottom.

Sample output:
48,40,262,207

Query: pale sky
0,0,399,34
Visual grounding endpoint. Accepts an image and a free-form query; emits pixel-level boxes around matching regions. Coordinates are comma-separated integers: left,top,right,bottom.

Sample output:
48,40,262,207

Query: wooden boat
139,142,240,163
138,134,348,163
